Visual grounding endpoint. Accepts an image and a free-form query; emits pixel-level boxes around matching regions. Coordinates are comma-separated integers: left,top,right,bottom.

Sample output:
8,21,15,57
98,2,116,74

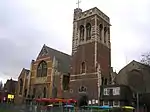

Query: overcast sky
0,0,150,83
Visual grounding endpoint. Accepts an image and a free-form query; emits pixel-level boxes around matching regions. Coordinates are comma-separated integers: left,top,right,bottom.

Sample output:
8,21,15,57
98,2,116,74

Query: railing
0,103,111,112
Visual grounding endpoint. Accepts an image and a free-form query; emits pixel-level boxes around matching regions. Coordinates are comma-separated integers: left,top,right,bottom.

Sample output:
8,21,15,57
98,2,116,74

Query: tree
141,52,150,66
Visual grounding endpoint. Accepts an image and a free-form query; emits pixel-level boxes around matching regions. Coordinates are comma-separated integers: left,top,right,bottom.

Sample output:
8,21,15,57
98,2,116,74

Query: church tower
69,7,111,105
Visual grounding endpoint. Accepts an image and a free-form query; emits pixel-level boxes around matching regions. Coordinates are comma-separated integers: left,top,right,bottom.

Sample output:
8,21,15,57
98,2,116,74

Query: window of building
79,86,87,93
62,75,70,90
104,27,107,43
37,61,47,77
33,88,36,96
88,100,91,105
92,99,96,104
104,78,107,85
99,24,103,40
24,89,27,97
113,101,120,107
81,62,86,73
113,87,120,95
103,88,109,95
80,25,84,41
43,87,46,98
109,89,113,95
95,100,98,104
108,27,110,34
103,101,109,106
86,23,91,40
19,79,23,95
42,47,48,56
70,89,73,93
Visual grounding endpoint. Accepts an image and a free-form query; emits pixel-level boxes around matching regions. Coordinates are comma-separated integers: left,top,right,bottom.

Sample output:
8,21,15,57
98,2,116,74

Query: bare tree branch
140,52,150,66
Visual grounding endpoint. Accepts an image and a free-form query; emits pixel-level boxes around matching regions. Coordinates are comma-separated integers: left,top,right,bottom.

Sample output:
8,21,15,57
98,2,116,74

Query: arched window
104,78,107,85
104,27,107,43
99,24,103,40
81,62,86,73
107,27,110,34
43,87,46,98
24,89,27,97
86,23,91,40
37,61,47,77
80,25,84,41
19,79,23,95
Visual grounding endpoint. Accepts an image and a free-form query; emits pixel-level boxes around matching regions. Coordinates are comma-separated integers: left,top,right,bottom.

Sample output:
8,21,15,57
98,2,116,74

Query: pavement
0,103,28,112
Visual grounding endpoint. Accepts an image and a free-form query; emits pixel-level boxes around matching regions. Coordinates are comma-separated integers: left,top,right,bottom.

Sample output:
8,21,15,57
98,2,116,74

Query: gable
36,44,71,74
18,68,30,79
37,45,49,59
45,46,71,74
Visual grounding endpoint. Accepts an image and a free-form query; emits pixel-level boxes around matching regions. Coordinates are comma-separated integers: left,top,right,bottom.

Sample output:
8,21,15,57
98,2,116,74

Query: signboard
8,94,14,99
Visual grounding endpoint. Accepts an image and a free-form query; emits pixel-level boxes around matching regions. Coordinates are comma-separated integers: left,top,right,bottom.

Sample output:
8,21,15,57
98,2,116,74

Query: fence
24,105,110,112
0,103,110,112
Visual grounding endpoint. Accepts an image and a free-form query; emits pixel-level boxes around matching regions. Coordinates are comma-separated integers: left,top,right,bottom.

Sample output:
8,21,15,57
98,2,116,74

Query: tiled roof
45,45,71,74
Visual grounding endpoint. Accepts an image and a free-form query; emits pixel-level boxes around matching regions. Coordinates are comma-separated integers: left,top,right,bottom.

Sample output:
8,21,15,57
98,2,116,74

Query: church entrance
78,94,88,107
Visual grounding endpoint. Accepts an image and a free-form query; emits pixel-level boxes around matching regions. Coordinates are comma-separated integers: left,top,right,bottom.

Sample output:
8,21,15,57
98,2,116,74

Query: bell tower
69,7,111,105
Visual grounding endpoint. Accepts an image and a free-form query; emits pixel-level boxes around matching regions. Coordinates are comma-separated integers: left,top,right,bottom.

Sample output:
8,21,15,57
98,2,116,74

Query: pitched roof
45,45,71,74
23,68,30,75
18,68,30,79
118,60,150,74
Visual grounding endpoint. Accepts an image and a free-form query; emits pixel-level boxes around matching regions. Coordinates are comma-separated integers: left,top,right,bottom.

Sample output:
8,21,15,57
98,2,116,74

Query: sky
0,0,150,83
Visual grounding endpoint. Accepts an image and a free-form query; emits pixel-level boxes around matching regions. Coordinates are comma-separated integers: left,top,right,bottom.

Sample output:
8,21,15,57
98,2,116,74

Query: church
15,6,111,105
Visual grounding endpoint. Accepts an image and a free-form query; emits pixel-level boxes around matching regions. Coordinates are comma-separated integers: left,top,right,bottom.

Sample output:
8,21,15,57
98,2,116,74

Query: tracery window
104,27,107,43
37,61,47,77
99,24,103,40
86,23,91,40
19,79,23,95
24,89,27,97
80,25,84,41
81,62,86,73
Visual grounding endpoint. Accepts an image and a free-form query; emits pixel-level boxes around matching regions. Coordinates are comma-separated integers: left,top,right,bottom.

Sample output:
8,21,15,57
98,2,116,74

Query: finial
76,0,81,9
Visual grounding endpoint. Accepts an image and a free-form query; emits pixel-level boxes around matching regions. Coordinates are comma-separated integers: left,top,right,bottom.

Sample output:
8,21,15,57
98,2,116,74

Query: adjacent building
116,60,150,93
3,78,17,102
113,60,150,111
100,84,133,107
15,68,30,104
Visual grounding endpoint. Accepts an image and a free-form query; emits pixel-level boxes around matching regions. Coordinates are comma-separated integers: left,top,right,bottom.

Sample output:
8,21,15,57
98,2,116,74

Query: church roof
45,45,71,74
18,68,30,79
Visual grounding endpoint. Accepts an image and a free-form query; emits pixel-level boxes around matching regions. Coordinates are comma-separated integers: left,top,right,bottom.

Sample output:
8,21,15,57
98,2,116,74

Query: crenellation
75,7,110,24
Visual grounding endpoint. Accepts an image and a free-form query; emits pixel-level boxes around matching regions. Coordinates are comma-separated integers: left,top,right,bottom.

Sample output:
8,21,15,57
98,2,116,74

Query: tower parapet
74,7,110,24
74,8,82,21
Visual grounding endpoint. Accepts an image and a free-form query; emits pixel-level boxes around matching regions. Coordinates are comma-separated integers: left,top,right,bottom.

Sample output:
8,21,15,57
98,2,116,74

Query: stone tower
69,7,111,105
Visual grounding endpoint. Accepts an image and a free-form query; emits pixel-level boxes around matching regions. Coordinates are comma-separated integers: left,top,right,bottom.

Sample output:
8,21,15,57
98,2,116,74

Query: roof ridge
133,60,150,68
45,45,71,56
23,68,30,71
